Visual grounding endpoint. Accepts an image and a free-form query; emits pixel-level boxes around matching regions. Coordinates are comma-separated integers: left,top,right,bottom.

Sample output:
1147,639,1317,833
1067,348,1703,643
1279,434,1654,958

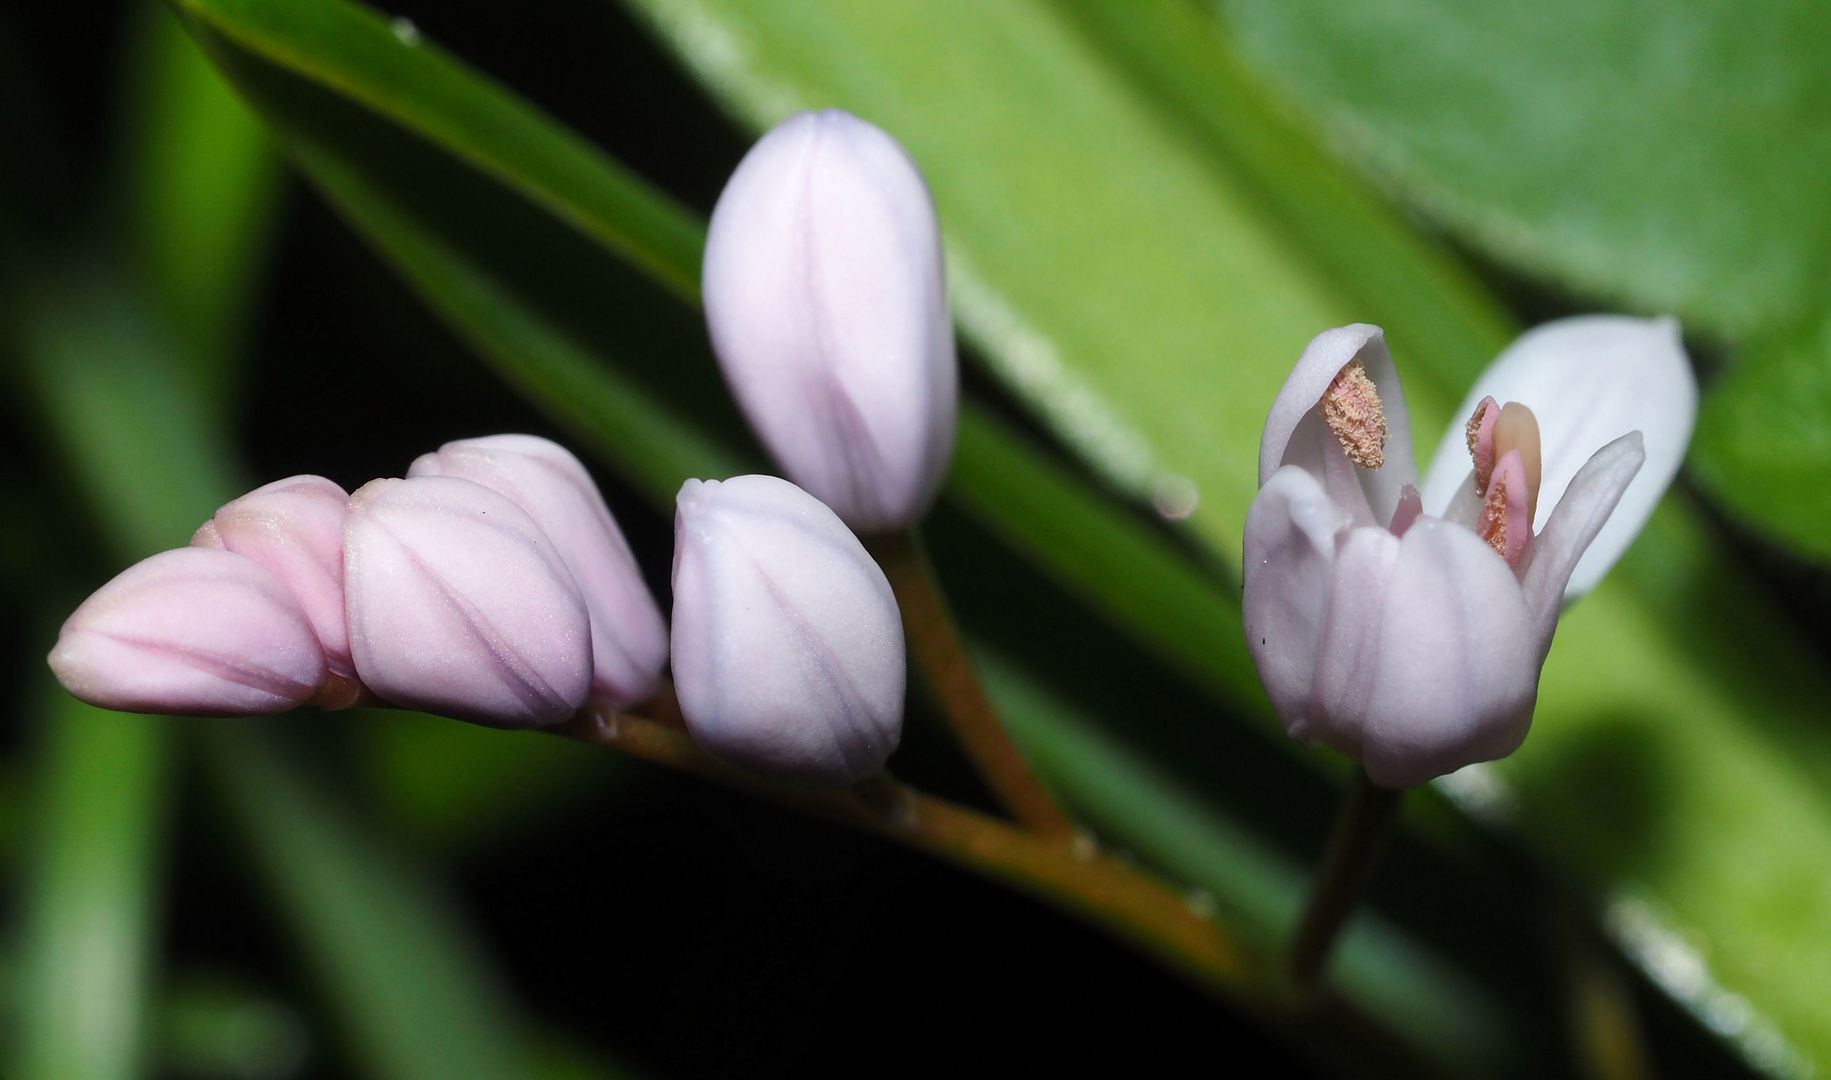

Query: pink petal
344,476,592,728
1357,518,1539,789
1521,432,1646,647
1243,465,1352,736
49,547,326,716
411,435,668,708
1259,324,1419,525
200,475,353,682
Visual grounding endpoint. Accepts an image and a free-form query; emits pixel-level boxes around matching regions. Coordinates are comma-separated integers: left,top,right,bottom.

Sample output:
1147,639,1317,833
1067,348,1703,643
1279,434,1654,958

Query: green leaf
204,724,531,1080
12,689,171,1080
1213,0,1831,342
1690,318,1831,565
119,1,285,400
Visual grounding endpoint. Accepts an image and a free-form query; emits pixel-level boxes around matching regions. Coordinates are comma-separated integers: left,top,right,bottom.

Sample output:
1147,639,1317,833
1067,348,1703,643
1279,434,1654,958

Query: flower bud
703,109,957,534
409,435,667,708
343,475,591,728
49,547,327,715
670,474,905,785
193,475,359,705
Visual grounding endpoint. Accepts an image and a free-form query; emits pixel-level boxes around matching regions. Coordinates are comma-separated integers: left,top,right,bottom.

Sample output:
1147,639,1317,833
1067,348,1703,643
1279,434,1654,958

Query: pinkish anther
1465,396,1500,492
1322,359,1386,469
1478,450,1535,567
1492,402,1543,520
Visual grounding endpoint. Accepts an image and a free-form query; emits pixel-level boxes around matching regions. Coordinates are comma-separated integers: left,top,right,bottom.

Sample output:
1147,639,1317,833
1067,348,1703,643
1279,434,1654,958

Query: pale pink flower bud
193,475,359,706
409,435,667,708
703,109,957,534
670,474,905,785
343,475,591,728
49,547,326,715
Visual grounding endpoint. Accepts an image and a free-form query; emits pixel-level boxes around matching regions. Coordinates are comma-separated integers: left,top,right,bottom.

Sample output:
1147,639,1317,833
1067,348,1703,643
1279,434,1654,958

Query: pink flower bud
49,547,327,715
343,475,591,728
409,435,667,708
193,475,357,700
670,474,905,785
703,110,957,534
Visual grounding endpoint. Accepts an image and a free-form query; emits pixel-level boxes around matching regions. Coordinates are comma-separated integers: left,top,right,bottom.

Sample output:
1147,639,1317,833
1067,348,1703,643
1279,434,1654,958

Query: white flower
1243,317,1695,788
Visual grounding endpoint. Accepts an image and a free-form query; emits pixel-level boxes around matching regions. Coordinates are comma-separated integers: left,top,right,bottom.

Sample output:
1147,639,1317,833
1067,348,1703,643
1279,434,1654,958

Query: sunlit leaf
1213,0,1831,341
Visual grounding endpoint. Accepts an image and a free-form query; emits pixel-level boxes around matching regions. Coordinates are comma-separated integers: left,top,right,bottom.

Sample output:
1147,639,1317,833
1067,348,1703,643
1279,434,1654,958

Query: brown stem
866,529,1075,836
557,708,1455,1079
562,707,1249,989
1287,766,1404,991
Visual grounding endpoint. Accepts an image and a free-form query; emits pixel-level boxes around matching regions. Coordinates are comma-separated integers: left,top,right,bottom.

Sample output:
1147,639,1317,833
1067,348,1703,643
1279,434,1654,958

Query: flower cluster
51,108,954,789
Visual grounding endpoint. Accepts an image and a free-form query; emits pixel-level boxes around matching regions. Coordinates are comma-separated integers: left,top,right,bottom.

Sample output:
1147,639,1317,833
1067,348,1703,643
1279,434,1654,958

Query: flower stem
558,708,1453,1078
1287,766,1405,991
866,529,1075,837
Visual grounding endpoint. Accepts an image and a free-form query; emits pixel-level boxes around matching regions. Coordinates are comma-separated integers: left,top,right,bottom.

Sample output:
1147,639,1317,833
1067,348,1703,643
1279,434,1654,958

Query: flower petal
1259,324,1419,524
1421,316,1695,598
49,547,326,716
1307,525,1402,760
1243,465,1352,735
1521,433,1646,646
1358,518,1539,789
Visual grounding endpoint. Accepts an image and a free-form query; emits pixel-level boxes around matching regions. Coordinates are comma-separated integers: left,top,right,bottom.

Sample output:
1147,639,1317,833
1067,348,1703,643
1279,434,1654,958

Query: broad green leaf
1689,318,1831,566
119,1,284,400
204,724,530,1080
12,688,171,1080
1213,0,1831,342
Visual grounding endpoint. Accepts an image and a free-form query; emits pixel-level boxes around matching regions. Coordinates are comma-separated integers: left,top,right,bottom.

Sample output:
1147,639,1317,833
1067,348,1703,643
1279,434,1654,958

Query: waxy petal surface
345,476,591,728
411,435,668,708
50,547,325,716
671,475,904,785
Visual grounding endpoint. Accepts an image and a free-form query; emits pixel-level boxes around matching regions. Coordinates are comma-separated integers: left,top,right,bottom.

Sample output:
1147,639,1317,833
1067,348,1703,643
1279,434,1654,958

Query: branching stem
866,529,1075,836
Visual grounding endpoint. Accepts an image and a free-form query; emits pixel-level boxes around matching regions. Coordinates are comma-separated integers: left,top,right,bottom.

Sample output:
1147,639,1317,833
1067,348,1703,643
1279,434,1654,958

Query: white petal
1358,519,1539,789
1258,324,1419,524
1243,465,1351,735
1521,433,1645,647
1307,525,1403,761
1421,316,1695,598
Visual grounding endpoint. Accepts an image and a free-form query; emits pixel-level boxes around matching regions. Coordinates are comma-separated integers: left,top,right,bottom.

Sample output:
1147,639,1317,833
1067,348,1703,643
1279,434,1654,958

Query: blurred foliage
4,0,1831,1077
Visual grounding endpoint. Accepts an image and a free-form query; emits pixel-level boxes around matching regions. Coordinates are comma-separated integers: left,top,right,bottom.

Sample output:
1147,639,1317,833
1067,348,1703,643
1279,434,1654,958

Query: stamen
1464,396,1499,493
1492,402,1542,520
1322,358,1386,469
1389,483,1423,537
1477,450,1534,567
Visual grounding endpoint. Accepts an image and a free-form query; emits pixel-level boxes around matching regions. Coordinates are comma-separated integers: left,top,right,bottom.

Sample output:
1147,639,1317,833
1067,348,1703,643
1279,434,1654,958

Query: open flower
1243,318,1695,788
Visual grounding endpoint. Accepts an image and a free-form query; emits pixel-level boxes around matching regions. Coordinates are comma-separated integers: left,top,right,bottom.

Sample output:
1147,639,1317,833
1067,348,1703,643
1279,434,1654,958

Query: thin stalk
1287,766,1404,991
867,529,1075,836
558,708,1455,1079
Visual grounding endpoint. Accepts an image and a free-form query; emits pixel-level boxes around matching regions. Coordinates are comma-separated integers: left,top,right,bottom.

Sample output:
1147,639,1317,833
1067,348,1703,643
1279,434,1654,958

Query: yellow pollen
1322,359,1386,469
1465,403,1486,458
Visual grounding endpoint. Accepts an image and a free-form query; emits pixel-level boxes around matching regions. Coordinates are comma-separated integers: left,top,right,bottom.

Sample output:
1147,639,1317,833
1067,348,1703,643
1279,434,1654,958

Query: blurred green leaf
1690,319,1831,565
119,2,284,400
14,264,241,555
205,724,531,1080
12,689,171,1080
159,973,312,1080
1213,0,1831,342
359,710,628,854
